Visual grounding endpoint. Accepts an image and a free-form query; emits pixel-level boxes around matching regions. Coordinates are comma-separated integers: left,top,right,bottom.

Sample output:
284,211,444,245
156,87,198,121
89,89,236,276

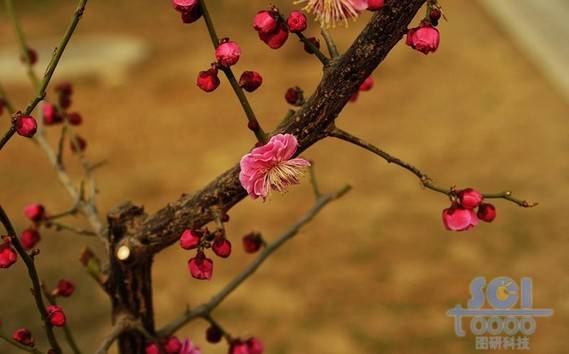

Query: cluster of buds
229,337,264,354
42,82,88,153
405,2,442,54
179,227,232,280
253,8,308,50
18,203,47,251
145,336,201,354
350,76,374,102
442,188,497,232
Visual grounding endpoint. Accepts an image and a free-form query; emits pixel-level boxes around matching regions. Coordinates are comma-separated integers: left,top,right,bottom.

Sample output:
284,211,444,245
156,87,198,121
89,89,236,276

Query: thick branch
134,0,427,255
329,127,537,207
158,185,351,337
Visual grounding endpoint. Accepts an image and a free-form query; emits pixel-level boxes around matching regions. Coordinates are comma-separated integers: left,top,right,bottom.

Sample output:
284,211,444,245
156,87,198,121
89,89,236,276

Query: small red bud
284,86,304,106
54,279,75,297
349,92,359,102
197,68,220,92
55,82,73,96
359,76,374,91
16,115,37,138
212,237,231,258
253,10,278,34
242,232,263,253
259,22,289,49
287,11,307,33
181,5,202,24
477,203,496,223
145,343,159,354
430,8,442,22
0,241,17,268
239,71,263,92
171,0,198,13
46,305,66,327
12,328,34,346
180,229,201,250
24,203,45,222
457,188,483,209
20,229,41,250
42,103,63,125
67,112,83,125
246,337,264,354
215,39,241,67
205,325,223,343
188,251,213,280
406,25,440,54
247,120,259,131
164,336,182,354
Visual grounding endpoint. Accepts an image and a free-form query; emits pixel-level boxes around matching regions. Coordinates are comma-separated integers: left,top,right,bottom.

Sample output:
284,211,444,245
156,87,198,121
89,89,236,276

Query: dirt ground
1,1,568,353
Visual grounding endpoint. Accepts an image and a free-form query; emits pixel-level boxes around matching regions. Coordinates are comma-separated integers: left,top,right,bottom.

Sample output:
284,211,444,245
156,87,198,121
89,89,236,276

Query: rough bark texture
107,1,426,353
107,203,155,354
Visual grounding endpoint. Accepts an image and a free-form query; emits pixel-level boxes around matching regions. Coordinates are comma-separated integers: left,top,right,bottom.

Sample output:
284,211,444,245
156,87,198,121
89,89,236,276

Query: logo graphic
447,276,553,351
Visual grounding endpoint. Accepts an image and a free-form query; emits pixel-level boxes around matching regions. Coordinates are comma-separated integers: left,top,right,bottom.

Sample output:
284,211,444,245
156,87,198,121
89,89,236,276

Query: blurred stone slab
479,0,569,102
0,35,149,86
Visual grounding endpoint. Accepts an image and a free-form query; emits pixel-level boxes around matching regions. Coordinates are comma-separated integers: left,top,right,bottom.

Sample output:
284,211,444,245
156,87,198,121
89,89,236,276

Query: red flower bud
0,241,17,268
253,10,278,34
359,76,374,91
197,68,220,92
303,37,320,54
212,237,231,258
458,188,483,209
180,229,201,250
12,328,34,346
164,336,182,354
477,203,496,223
24,203,45,222
246,337,264,354
230,338,263,354
55,82,73,96
67,112,83,126
16,115,37,138
430,8,442,22
284,86,304,106
205,325,223,343
181,5,202,24
349,92,359,102
239,71,263,92
54,279,75,297
188,251,213,280
42,103,63,125
70,135,87,153
46,305,66,327
287,11,307,33
367,0,385,11
145,343,159,354
20,48,38,65
259,22,289,49
442,204,478,232
242,232,263,253
215,39,241,67
406,25,440,54
171,0,198,13
20,229,41,250
229,340,249,354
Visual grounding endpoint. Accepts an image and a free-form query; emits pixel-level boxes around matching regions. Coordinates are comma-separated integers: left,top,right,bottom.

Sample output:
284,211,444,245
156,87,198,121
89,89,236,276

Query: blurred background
1,0,568,353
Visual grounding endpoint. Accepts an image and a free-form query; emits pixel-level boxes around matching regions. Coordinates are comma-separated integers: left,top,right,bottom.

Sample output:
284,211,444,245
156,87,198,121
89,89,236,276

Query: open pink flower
239,134,310,199
442,204,479,232
297,0,368,28
179,339,201,354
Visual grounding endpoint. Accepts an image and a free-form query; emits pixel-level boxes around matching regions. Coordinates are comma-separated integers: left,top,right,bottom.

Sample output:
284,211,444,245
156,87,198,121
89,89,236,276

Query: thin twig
308,162,321,198
321,28,340,58
198,0,268,144
0,206,63,354
329,127,537,207
50,221,98,237
158,184,351,336
93,316,135,354
41,283,82,354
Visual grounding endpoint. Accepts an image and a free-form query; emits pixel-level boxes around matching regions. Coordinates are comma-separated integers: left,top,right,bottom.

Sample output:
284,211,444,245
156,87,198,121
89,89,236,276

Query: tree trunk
107,203,154,354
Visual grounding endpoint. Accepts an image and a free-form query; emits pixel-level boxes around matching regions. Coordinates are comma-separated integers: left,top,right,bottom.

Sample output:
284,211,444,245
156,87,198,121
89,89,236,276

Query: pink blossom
406,25,440,54
215,40,241,67
239,134,310,199
442,204,479,232
188,251,213,280
253,11,278,34
458,188,483,209
297,0,368,27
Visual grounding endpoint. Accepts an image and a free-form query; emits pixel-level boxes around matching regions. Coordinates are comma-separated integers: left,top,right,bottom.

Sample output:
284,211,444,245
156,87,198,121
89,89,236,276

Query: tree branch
0,206,63,353
329,127,537,207
158,185,351,337
131,0,427,256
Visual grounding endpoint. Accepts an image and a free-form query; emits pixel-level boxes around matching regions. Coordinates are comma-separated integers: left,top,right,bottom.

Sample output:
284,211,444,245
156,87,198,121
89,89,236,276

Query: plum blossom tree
0,0,536,353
